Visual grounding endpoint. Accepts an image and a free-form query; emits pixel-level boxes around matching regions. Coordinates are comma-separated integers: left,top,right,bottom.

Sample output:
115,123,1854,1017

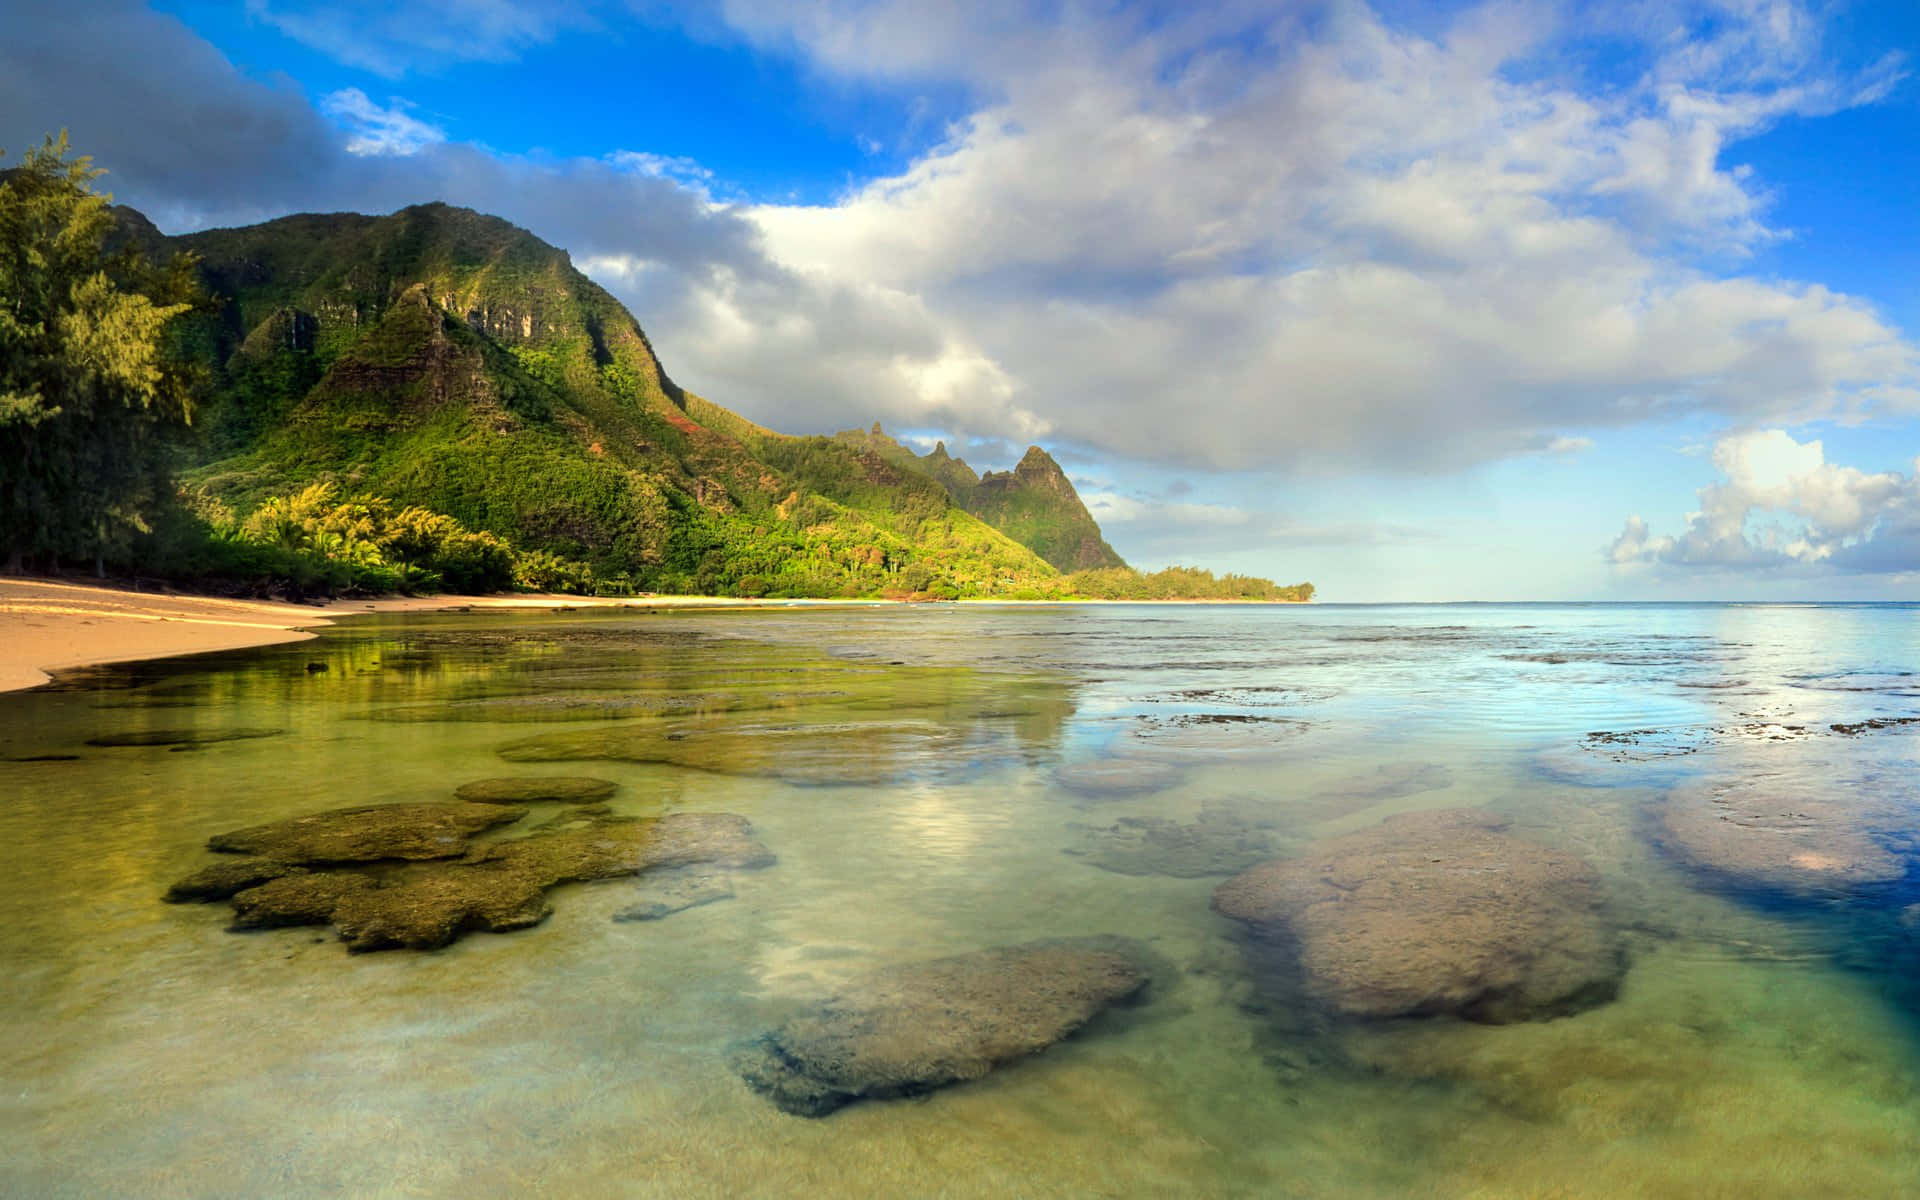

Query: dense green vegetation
1060,567,1314,602
833,425,1126,572
0,135,202,576
1,137,1312,602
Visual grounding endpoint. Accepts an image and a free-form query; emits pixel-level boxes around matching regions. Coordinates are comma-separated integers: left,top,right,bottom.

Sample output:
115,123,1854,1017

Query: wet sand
0,579,1297,695
0,580,807,694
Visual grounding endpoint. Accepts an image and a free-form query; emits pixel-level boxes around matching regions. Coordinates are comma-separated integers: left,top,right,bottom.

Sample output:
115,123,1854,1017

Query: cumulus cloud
2,0,1914,482
1608,429,1920,572
0,1,1001,439
320,89,446,157
734,0,1916,470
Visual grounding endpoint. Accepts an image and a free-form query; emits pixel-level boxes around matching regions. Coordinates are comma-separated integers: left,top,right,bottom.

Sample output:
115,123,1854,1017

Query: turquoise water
2,602,1918,1197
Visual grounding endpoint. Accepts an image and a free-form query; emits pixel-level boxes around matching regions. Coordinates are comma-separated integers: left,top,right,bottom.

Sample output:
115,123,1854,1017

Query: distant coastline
0,578,1309,694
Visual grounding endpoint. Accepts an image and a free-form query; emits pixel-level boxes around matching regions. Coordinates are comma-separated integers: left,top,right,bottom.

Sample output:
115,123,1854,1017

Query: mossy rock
736,936,1152,1117
164,859,303,902
497,720,963,786
87,727,283,748
611,866,734,921
453,776,620,805
180,811,773,953
1213,808,1623,1023
207,802,529,863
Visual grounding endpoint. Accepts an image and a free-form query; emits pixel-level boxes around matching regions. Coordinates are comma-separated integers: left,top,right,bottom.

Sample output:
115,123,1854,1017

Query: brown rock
87,727,282,748
736,936,1151,1116
163,859,302,902
229,872,376,929
330,864,552,952
182,812,773,953
206,802,529,863
611,866,734,921
1658,783,1906,896
452,777,619,805
1212,808,1622,1023
478,811,775,885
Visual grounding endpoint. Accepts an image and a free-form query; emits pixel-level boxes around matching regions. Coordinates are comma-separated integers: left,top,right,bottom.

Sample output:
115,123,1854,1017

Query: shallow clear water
3,601,1919,1197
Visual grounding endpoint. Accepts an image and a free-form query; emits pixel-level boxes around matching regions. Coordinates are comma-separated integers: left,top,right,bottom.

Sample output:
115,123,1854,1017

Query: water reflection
0,602,1918,1196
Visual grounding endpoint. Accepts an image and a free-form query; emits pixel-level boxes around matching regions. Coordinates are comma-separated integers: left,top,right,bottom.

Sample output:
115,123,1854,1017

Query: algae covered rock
207,802,529,863
1657,782,1907,897
478,811,774,885
87,727,283,748
736,935,1151,1116
496,719,963,786
329,864,553,951
1212,808,1622,1023
176,808,774,952
1052,756,1184,798
453,777,620,805
163,859,302,902
611,866,734,921
229,871,376,929
1064,804,1277,877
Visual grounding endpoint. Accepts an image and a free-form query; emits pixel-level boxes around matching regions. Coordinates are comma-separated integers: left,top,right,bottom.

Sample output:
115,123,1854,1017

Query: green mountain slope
149,202,1062,597
832,425,1125,571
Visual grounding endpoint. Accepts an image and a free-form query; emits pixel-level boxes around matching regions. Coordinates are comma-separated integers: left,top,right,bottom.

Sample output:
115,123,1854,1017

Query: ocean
2,601,1917,1197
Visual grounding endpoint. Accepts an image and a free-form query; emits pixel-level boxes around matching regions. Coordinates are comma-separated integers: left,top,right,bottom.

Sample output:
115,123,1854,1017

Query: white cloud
1608,429,1920,572
723,0,1916,472
320,89,446,157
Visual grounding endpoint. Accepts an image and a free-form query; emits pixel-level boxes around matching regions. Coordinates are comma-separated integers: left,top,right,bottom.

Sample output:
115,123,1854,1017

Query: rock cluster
1212,808,1623,1023
166,802,772,952
735,936,1152,1116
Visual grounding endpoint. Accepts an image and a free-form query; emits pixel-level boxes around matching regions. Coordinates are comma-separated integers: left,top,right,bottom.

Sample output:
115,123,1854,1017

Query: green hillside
833,425,1125,571
157,202,1065,598
4,139,1308,601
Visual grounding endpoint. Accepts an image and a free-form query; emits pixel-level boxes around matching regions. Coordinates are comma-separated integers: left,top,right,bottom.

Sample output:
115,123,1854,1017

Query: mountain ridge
107,198,1304,600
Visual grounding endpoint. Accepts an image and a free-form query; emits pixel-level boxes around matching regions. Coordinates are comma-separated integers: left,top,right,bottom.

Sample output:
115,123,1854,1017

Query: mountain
832,425,1125,572
142,202,1065,597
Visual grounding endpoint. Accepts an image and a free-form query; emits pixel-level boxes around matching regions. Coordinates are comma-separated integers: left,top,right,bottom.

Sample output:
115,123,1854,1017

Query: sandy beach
0,579,802,694
0,578,1298,695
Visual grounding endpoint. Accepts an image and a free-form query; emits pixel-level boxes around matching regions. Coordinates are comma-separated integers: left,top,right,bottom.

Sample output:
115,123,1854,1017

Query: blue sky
6,0,1920,600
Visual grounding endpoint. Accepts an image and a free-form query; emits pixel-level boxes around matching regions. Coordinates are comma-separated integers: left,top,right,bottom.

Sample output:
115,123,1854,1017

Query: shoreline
0,578,1300,696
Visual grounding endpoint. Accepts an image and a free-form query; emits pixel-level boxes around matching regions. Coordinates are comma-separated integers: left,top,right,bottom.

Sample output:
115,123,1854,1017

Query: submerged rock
163,859,302,902
1064,804,1277,877
207,802,528,863
611,866,734,921
1053,757,1185,798
1657,783,1907,897
735,936,1151,1116
453,777,619,805
1126,713,1309,756
329,863,553,951
87,727,283,748
1313,761,1453,806
477,811,774,884
188,811,773,952
1212,808,1623,1023
229,871,376,929
497,720,963,785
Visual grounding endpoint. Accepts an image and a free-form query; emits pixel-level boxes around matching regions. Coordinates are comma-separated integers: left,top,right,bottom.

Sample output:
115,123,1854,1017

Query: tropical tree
0,132,198,574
